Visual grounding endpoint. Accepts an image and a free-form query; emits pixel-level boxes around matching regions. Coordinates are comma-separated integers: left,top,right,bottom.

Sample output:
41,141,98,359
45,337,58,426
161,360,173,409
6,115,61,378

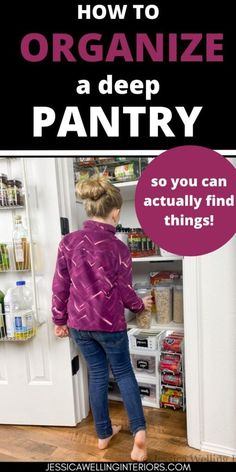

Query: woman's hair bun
77,175,110,201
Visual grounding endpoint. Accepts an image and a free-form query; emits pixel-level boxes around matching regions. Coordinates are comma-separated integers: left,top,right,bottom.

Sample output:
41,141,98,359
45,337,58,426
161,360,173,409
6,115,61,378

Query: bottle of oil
12,215,31,270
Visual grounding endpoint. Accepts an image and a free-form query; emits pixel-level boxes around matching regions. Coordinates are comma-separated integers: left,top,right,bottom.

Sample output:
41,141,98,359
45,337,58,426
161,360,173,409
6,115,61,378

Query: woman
52,175,152,461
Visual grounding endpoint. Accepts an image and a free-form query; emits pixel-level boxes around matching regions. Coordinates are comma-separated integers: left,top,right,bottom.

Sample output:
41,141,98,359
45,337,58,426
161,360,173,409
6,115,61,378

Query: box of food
160,387,183,410
150,271,180,286
161,332,184,353
159,354,182,375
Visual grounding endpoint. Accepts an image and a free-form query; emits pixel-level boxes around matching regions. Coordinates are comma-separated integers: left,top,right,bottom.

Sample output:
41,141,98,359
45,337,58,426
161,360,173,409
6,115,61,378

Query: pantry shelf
114,180,138,200
0,269,31,274
0,206,25,210
132,256,183,262
161,384,183,391
127,319,184,330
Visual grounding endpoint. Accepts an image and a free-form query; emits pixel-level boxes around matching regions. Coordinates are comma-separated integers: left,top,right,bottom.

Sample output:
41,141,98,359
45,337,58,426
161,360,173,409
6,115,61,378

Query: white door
0,157,89,425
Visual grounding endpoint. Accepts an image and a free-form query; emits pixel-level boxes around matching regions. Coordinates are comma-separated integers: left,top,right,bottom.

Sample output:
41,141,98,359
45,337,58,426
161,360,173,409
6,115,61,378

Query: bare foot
98,425,122,450
131,430,147,462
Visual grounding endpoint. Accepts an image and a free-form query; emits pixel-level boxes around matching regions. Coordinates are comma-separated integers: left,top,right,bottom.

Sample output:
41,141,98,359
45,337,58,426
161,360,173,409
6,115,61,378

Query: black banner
0,462,235,471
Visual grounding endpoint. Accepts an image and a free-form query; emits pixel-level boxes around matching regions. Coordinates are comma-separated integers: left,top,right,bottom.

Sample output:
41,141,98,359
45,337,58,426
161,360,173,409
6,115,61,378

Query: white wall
198,236,236,455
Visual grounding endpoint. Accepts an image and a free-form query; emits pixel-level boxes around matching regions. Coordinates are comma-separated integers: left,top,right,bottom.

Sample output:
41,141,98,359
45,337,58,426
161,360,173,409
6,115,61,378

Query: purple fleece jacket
52,220,144,332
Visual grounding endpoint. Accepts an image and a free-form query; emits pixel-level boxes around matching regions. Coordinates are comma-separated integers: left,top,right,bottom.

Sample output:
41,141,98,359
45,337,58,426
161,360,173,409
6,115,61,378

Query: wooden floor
0,401,232,462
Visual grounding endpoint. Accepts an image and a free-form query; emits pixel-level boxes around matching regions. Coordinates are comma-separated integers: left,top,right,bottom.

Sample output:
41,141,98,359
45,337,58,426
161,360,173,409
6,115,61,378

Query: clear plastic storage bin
135,285,152,329
173,283,184,323
131,352,157,376
138,380,159,406
128,328,164,351
154,284,173,324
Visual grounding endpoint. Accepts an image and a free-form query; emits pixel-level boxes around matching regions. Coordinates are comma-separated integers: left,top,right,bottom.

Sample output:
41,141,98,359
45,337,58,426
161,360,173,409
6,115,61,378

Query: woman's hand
143,295,153,311
54,325,69,338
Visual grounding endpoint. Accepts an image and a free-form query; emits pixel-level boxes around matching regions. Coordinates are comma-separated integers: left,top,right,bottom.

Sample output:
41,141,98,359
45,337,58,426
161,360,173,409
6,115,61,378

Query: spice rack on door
0,158,39,341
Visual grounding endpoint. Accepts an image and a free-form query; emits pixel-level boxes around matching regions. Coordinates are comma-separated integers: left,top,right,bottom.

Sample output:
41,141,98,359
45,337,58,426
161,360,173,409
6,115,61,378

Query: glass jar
0,173,8,206
7,179,23,206
0,244,10,271
128,229,143,257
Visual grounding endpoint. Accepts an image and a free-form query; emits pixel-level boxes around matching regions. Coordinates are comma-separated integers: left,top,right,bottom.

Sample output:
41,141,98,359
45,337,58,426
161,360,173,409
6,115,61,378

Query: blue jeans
70,329,146,439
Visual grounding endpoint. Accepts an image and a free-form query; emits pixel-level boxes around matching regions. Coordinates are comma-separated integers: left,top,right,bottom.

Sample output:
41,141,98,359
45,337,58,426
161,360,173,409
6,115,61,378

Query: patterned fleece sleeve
51,241,71,326
117,245,145,313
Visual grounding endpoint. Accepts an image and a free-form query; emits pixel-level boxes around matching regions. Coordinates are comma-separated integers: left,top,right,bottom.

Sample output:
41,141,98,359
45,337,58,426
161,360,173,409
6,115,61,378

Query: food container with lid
173,283,184,323
7,179,23,206
135,285,153,329
0,173,8,206
154,284,173,324
136,310,152,329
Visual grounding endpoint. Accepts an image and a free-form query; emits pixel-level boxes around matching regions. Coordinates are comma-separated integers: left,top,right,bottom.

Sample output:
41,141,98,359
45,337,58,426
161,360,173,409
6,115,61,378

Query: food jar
128,229,143,257
128,229,156,257
173,283,184,323
0,244,10,271
154,284,172,324
136,309,152,329
135,285,152,329
7,180,23,206
0,173,8,206
141,232,156,257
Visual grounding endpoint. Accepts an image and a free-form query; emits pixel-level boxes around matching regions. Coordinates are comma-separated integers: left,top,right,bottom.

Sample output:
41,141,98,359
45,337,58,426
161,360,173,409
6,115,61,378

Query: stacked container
159,331,185,411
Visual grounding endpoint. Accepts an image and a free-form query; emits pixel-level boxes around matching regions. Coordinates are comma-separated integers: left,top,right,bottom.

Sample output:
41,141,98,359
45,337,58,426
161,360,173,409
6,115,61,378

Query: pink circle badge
135,146,236,256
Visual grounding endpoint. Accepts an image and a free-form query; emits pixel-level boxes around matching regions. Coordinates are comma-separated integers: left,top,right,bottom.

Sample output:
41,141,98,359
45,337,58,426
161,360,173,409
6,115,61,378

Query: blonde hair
76,175,123,218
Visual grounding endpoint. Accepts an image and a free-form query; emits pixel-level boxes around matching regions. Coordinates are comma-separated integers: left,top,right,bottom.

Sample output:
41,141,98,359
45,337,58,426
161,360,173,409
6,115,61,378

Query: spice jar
128,228,143,257
7,180,23,206
0,173,8,206
0,244,10,271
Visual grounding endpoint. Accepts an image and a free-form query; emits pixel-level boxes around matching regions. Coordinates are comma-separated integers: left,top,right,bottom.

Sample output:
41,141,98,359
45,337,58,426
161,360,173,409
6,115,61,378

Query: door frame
183,257,202,450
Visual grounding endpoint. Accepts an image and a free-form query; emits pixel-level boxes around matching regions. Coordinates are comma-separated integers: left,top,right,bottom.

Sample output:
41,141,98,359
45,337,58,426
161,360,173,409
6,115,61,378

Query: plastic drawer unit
138,378,160,408
131,352,159,378
128,328,165,351
108,380,122,402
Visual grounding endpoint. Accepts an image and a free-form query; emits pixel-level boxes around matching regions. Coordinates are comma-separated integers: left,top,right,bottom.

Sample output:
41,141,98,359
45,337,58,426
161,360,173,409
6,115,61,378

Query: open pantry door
0,157,89,426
